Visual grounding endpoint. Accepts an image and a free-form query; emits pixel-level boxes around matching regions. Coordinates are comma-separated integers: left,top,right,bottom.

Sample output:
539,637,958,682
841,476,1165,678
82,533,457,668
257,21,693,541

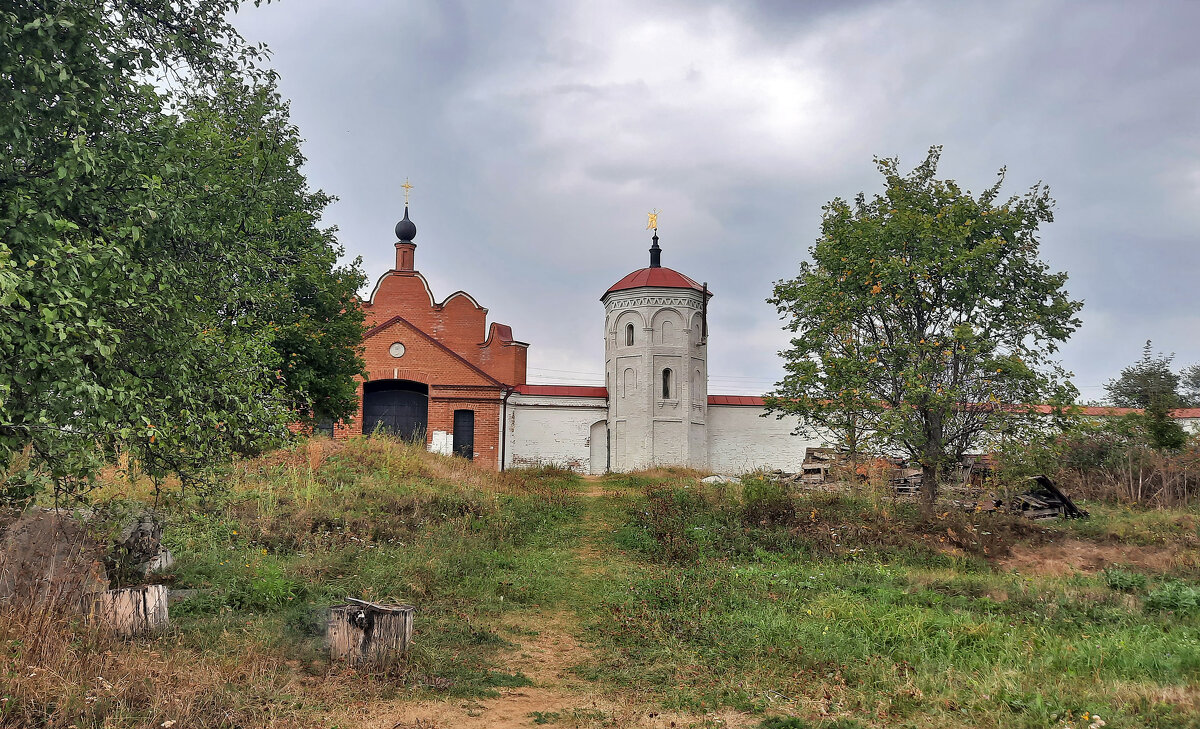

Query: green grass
157,439,586,701
572,476,1200,727
14,438,1200,728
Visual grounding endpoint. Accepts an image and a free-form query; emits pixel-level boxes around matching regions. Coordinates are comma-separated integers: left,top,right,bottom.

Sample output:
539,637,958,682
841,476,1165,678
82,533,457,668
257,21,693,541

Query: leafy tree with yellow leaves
767,148,1082,505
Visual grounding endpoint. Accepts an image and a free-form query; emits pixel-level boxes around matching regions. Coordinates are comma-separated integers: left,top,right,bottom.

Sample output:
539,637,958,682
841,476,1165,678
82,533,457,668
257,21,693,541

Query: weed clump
624,477,1019,565
1145,581,1200,614
1103,567,1148,593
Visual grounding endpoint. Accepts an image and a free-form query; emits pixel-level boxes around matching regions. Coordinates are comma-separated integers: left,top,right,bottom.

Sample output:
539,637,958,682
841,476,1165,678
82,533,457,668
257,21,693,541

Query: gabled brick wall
330,240,527,471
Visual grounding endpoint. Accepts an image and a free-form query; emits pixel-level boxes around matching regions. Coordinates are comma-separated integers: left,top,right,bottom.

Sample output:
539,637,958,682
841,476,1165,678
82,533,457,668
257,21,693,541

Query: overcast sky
231,0,1199,399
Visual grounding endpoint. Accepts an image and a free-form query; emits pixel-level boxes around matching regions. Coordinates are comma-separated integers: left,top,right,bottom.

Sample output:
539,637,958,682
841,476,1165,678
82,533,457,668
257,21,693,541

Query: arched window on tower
626,323,634,346
662,368,673,399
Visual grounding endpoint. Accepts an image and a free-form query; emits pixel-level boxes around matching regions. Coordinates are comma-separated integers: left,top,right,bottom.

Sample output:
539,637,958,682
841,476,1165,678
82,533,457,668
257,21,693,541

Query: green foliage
1104,568,1148,593
758,719,865,729
228,562,304,611
19,440,1200,727
1146,582,1200,614
1056,417,1200,505
1182,364,1200,409
1106,342,1189,450
741,476,797,527
596,473,1200,724
767,147,1081,503
1106,341,1187,409
758,718,811,729
0,1,365,499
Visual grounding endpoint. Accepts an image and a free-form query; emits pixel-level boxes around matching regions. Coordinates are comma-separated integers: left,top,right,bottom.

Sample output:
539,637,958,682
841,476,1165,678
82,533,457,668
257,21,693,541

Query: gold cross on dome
646,208,661,230
401,178,414,206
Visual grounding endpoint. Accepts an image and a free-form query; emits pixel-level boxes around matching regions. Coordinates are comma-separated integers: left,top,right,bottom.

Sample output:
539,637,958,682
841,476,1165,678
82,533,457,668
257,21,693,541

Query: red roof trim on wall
708,395,765,406
504,386,1200,418
364,314,506,388
514,384,608,398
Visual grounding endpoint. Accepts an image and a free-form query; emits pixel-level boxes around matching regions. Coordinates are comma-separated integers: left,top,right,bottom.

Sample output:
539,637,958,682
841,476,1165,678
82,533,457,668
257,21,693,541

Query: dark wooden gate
362,381,428,441
452,409,474,459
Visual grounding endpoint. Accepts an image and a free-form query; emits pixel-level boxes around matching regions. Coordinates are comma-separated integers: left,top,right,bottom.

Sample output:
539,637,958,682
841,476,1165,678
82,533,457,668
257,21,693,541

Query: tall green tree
1105,342,1187,450
767,148,1082,505
1104,341,1182,409
1,1,364,499
1182,364,1200,409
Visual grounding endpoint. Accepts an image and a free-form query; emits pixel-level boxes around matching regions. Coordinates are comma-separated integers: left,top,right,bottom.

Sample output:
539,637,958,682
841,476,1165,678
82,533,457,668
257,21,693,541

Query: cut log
91,584,169,636
328,598,414,667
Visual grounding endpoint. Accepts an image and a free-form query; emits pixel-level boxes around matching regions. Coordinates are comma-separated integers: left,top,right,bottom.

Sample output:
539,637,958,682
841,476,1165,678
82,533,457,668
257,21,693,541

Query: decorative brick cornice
606,294,701,311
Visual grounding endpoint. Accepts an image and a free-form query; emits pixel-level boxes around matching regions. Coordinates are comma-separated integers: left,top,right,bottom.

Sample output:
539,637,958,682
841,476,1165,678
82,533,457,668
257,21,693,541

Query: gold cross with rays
401,178,414,206
646,208,661,230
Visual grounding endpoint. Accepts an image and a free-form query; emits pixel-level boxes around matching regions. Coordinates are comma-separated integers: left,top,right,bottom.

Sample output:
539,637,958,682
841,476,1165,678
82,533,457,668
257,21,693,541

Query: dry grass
0,526,310,728
1,437,589,728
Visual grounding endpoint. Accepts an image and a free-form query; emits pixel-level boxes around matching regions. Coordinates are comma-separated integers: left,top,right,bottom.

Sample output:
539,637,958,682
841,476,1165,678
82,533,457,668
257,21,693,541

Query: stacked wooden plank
1011,475,1089,520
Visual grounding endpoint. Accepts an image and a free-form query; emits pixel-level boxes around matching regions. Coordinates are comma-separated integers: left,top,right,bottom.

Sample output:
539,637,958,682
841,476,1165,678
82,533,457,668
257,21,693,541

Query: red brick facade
332,239,527,470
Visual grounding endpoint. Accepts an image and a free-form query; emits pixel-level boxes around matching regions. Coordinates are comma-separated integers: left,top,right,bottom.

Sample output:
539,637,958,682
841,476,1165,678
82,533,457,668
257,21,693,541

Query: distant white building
505,233,820,474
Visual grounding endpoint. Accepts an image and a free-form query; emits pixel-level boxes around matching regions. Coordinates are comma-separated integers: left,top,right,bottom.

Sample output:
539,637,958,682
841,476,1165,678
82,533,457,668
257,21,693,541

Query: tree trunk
328,598,414,668
920,460,939,514
920,415,945,514
90,584,169,636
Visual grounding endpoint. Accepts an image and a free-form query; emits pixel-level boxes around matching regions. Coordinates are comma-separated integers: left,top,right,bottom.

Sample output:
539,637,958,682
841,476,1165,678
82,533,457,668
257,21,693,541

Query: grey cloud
232,0,1200,396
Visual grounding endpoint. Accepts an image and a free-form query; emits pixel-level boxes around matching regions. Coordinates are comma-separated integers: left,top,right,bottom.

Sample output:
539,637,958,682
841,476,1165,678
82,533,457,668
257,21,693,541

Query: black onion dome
395,206,417,241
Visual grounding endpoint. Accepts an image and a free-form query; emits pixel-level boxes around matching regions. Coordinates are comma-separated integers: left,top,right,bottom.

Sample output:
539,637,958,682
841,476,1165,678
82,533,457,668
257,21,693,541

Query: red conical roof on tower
605,266,706,294
603,228,711,297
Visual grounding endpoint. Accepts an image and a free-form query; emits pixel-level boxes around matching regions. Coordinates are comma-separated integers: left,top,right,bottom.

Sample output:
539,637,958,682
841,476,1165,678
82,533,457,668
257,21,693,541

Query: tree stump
327,598,414,667
92,584,169,636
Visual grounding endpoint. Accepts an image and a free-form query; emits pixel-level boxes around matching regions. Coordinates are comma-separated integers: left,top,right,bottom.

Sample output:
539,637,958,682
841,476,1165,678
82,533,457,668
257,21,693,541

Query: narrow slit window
625,323,634,346
662,368,673,399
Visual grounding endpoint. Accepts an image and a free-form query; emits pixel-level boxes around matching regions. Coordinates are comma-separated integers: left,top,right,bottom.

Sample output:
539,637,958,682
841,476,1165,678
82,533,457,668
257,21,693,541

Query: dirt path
1000,538,1181,575
324,476,754,729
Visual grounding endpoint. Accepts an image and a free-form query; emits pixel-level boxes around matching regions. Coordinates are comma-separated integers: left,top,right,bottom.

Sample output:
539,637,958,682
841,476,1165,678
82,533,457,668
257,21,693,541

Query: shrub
638,485,722,562
1145,581,1200,614
1103,567,1147,593
228,562,303,611
741,476,797,527
1054,419,1200,507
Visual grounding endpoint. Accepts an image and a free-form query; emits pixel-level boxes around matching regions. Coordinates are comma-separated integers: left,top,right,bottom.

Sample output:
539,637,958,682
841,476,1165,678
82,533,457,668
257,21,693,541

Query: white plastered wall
505,393,609,473
602,287,708,471
706,404,825,475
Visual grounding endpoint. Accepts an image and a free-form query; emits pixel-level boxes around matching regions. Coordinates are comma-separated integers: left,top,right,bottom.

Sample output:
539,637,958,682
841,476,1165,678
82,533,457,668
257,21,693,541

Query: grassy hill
4,437,1200,728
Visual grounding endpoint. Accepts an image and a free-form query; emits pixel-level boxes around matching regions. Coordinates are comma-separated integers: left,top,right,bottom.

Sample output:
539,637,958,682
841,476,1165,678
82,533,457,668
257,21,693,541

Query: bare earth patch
1000,538,1181,575
323,615,754,728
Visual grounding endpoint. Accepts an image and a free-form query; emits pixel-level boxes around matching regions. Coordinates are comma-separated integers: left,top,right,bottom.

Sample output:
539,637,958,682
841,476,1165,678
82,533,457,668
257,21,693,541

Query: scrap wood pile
774,449,1088,521
776,448,903,486
1006,475,1090,520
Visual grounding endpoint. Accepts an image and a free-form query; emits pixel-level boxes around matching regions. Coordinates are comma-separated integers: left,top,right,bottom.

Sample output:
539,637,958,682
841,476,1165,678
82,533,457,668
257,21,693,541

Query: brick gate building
331,206,529,470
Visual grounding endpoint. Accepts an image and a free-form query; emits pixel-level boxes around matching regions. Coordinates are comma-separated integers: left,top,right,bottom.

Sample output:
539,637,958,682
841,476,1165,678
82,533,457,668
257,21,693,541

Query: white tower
601,230,711,472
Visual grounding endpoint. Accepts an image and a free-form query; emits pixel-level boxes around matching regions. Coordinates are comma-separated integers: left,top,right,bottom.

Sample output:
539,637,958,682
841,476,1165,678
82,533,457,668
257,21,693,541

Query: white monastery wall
505,393,608,473
706,405,822,475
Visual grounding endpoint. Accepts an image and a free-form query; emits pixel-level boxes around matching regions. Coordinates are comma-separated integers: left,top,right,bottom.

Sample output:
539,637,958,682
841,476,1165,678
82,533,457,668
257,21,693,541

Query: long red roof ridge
512,387,1200,417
